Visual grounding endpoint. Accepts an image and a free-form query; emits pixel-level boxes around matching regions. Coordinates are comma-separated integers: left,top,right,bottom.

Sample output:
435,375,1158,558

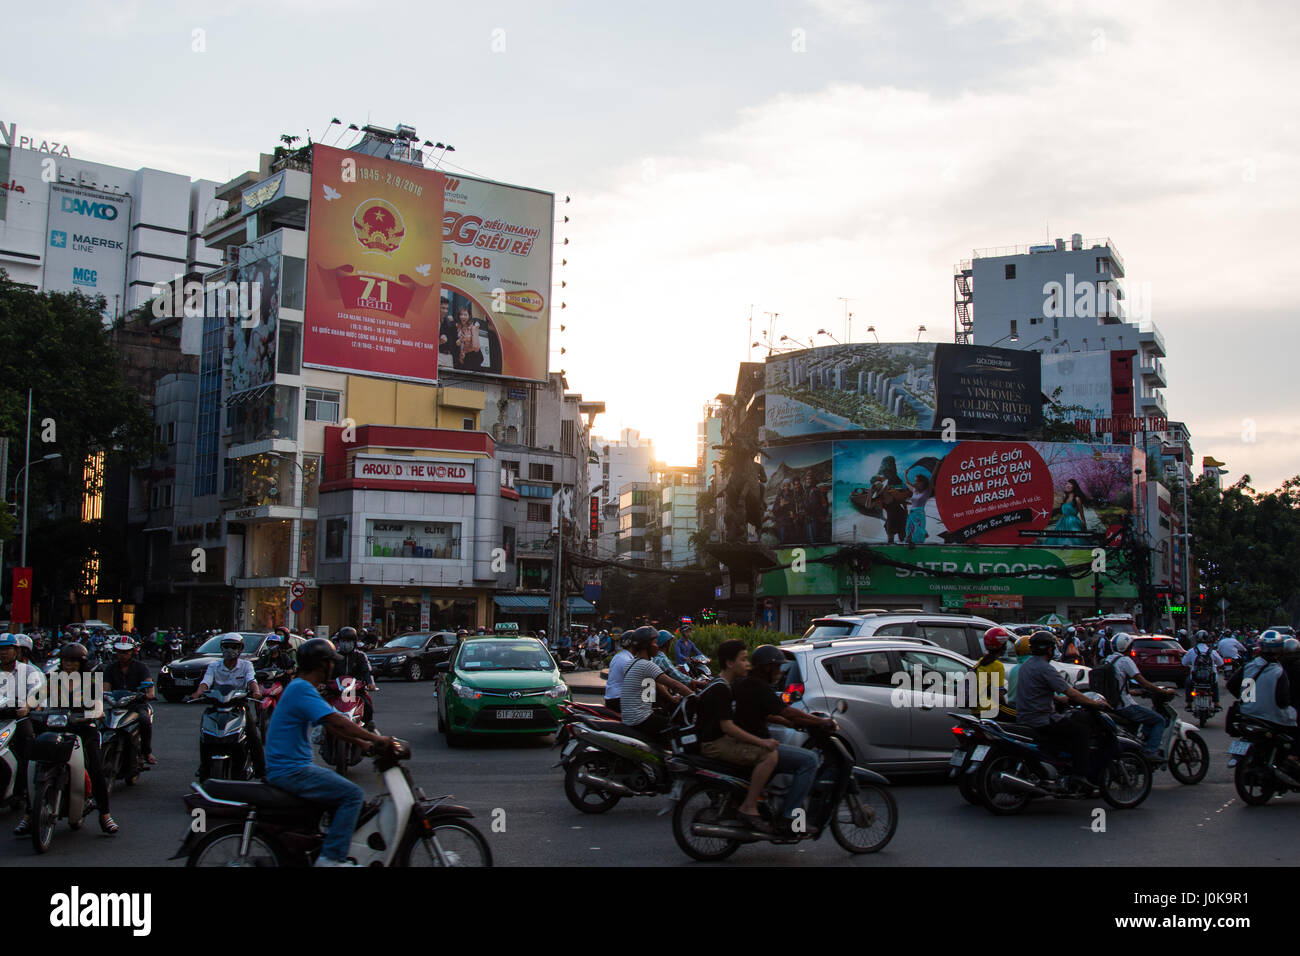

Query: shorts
701,737,767,768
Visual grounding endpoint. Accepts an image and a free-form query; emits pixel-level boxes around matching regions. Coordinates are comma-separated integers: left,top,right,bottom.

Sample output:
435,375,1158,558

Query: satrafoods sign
353,455,472,486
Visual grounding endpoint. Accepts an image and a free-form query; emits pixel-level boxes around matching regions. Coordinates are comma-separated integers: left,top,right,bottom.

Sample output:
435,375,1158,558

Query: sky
8,0,1298,489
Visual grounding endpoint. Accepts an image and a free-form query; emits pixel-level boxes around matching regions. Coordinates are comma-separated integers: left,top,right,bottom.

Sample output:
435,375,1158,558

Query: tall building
588,429,656,561
654,465,702,568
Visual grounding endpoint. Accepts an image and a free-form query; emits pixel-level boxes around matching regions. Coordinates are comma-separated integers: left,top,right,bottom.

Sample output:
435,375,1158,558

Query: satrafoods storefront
761,544,1138,635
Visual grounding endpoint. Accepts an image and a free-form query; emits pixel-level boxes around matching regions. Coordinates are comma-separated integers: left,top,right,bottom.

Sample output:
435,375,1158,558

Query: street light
779,334,814,350
7,449,60,635
865,326,879,343
988,329,1021,347
815,329,841,345
916,325,927,342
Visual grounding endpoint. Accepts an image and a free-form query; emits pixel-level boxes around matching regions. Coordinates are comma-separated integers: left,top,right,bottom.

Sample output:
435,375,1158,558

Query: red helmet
982,626,1014,653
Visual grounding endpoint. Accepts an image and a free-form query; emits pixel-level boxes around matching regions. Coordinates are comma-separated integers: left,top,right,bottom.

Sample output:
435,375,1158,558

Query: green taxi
436,635,570,745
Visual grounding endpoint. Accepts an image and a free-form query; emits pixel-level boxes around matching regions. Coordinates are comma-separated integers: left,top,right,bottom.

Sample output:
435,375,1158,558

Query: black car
156,631,294,702
366,631,459,681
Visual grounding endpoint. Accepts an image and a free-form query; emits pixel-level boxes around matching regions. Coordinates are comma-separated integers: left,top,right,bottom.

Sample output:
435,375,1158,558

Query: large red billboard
303,144,445,383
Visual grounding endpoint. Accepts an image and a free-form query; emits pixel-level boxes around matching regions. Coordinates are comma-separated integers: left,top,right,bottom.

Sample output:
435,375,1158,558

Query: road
1,673,1295,867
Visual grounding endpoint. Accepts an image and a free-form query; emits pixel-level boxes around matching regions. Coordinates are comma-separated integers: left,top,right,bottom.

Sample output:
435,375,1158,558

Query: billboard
302,144,444,383
932,344,1041,435
832,438,1134,547
438,174,554,381
760,545,1136,599
761,441,833,546
44,184,131,320
226,231,281,397
1040,350,1112,421
765,342,1041,439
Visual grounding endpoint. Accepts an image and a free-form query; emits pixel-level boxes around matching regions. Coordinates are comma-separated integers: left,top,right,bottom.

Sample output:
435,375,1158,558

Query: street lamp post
11,438,62,634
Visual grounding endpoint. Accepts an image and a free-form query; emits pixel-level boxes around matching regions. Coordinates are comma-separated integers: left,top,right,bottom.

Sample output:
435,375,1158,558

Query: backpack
1191,648,1216,683
1088,657,1124,708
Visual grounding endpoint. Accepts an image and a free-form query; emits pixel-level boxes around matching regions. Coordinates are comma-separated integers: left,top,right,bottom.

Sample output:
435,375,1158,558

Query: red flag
11,567,32,624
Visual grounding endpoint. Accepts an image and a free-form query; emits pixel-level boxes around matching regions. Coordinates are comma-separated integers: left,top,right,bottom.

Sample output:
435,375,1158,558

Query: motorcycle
99,681,154,794
191,684,256,781
255,668,291,742
558,700,697,813
162,638,183,666
1229,717,1300,805
1112,690,1209,784
1187,677,1221,728
667,720,897,861
0,693,20,812
681,654,712,681
948,704,1153,815
576,644,604,671
319,676,369,776
174,739,493,867
25,705,97,854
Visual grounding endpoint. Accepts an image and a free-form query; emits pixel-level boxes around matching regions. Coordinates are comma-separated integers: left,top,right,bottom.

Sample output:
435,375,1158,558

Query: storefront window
248,521,292,578
303,455,321,508
365,520,462,560
325,517,348,560
299,519,317,576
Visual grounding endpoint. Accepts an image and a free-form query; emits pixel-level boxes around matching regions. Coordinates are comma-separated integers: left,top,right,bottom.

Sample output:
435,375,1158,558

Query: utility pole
837,297,854,343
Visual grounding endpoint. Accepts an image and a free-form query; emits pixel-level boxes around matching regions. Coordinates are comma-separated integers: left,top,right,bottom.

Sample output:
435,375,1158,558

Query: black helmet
59,642,88,664
298,638,344,672
750,644,785,670
1028,631,1057,656
626,625,658,652
337,626,358,642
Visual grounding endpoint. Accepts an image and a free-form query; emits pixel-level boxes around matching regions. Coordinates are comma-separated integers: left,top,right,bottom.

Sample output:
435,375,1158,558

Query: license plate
1228,740,1251,755
949,749,967,767
562,739,579,757
971,745,989,761
497,709,531,720
173,678,195,687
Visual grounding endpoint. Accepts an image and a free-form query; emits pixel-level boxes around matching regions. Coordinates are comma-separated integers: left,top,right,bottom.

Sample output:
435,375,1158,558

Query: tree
1030,386,1095,443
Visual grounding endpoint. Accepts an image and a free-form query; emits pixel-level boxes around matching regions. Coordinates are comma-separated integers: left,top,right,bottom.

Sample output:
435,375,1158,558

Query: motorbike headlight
46,713,68,728
452,679,481,700
546,683,570,699
0,727,10,746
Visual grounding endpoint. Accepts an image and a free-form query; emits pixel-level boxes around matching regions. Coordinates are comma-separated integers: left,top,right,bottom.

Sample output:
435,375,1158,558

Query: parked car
366,631,458,681
156,631,301,703
1127,635,1190,686
435,635,570,746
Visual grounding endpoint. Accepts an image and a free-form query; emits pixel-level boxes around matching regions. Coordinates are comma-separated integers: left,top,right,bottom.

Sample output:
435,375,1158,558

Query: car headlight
160,665,170,675
391,655,407,664
546,683,569,699
46,713,68,728
451,679,481,700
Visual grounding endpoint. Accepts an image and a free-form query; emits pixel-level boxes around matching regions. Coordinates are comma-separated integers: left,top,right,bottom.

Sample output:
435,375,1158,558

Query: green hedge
687,625,801,659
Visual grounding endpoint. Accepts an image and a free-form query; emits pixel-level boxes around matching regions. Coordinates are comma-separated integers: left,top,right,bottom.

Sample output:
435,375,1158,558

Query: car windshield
802,621,857,640
383,634,429,650
459,640,553,671
196,633,261,655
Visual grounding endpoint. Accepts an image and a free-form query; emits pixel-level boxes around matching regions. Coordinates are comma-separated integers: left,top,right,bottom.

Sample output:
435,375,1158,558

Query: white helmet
15,634,33,652
1111,633,1135,654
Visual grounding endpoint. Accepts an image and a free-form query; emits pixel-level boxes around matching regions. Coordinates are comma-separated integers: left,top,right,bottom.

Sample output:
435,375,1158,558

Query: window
155,422,175,445
1005,264,1016,279
325,517,348,560
822,652,894,687
305,388,341,423
527,502,551,523
462,417,474,431
919,624,972,656
528,462,554,482
561,419,575,455
365,520,461,559
150,484,173,509
898,650,972,686
1096,256,1110,274
505,425,518,443
870,623,911,637
1009,319,1018,339
278,322,301,375
501,459,520,477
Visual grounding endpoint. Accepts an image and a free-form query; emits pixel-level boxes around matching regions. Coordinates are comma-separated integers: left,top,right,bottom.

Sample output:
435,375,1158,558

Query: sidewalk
563,669,607,699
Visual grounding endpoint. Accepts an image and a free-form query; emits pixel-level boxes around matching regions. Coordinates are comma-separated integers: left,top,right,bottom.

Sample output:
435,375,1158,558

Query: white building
588,429,657,560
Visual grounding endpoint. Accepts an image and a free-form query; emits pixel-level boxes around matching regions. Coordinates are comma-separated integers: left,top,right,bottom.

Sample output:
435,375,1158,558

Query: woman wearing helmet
973,626,1016,720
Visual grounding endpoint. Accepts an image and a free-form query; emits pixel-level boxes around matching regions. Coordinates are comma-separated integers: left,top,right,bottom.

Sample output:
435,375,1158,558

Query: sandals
100,815,119,835
145,754,158,766
12,817,31,837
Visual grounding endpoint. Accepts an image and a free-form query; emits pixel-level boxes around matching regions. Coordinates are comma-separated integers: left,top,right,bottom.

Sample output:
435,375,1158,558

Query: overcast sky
10,0,1298,488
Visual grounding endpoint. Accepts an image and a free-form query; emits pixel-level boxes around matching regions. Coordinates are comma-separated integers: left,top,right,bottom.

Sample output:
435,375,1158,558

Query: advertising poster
44,184,131,321
761,442,833,546
832,438,1133,547
932,344,1041,435
438,174,554,381
1040,350,1113,421
226,231,281,396
302,144,444,383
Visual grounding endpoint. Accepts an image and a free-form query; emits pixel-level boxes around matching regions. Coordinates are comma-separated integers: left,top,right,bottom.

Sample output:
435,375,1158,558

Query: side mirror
435,660,450,673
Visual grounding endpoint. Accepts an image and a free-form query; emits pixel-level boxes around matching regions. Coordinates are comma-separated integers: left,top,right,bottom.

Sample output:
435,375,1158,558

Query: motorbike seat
680,755,754,780
198,779,322,810
998,724,1044,744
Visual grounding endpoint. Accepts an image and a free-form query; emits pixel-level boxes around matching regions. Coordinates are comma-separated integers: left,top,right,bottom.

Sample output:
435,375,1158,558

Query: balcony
1140,357,1167,388
1138,321,1166,357
1138,391,1168,415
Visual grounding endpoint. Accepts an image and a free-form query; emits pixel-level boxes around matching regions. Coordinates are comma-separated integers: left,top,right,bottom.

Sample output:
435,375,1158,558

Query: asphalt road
1,674,1295,867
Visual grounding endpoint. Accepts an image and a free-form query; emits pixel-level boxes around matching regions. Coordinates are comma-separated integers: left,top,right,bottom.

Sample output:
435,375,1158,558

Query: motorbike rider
14,642,117,835
695,639,780,833
1181,630,1224,709
1217,631,1247,666
619,626,693,737
974,626,1015,720
740,644,838,836
1227,631,1299,772
1004,634,1035,713
1016,631,1111,791
674,623,702,666
190,634,266,778
264,638,399,867
333,627,377,730
604,632,635,713
256,632,297,674
1,634,43,832
1105,634,1173,759
652,630,705,689
104,638,156,766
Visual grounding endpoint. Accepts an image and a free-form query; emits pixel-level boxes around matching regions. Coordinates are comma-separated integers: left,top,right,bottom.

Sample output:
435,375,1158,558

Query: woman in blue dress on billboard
1049,478,1092,547
904,462,934,549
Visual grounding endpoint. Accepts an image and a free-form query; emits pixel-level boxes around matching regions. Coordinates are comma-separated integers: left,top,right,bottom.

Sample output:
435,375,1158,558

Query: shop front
319,586,487,640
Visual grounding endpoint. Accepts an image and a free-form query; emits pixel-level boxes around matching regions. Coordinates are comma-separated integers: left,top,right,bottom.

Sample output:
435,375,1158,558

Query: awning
566,597,596,614
493,595,549,612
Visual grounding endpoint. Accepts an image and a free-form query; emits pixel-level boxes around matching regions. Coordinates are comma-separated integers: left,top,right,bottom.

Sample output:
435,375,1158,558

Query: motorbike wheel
831,784,897,854
395,821,493,867
187,823,285,867
31,773,61,855
1234,759,1276,806
406,661,423,681
1168,732,1209,785
957,772,982,806
1101,753,1153,809
977,754,1032,815
563,752,623,814
1197,713,1209,729
672,783,741,862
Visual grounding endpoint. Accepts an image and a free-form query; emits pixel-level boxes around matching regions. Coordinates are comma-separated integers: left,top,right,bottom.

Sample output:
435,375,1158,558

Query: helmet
15,634,33,652
1280,637,1300,661
1014,634,1034,657
0,634,17,649
1028,631,1056,657
59,642,88,664
1113,633,1135,654
1259,632,1286,655
266,633,284,645
982,626,1014,653
111,638,136,652
456,629,468,637
335,626,358,652
626,626,658,652
220,634,244,654
276,626,291,637
1195,629,1209,642
750,644,786,670
656,629,674,647
538,629,546,637
298,638,344,672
